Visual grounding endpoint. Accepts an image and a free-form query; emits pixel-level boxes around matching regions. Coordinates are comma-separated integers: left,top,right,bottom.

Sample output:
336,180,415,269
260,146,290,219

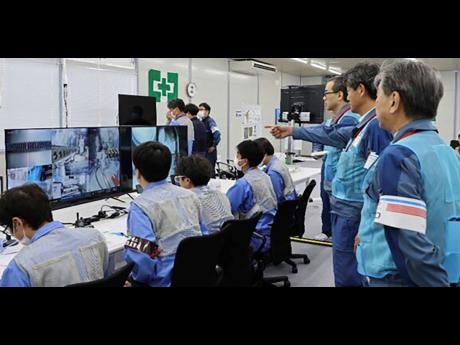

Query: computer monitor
5,127,121,209
280,85,325,124
119,125,188,192
118,94,157,126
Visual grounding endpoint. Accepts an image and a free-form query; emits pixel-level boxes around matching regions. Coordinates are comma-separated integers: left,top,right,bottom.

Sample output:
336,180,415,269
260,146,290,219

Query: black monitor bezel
4,126,124,210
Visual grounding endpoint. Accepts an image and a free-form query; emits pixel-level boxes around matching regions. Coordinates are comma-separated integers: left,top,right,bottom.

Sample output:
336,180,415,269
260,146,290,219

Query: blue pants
368,274,408,287
320,164,332,237
206,149,217,178
331,213,365,287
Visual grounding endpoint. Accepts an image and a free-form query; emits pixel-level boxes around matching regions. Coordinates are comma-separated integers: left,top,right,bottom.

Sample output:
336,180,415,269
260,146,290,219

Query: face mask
19,232,31,246
234,156,243,171
14,224,31,246
197,111,204,120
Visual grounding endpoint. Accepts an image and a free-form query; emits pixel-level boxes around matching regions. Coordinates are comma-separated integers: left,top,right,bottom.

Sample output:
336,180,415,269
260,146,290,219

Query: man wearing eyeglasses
267,63,393,287
312,76,360,242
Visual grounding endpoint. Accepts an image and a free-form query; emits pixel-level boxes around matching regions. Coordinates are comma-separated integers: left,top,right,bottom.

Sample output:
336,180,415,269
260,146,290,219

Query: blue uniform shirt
368,119,450,286
263,157,297,204
124,179,209,287
226,170,277,252
0,221,67,287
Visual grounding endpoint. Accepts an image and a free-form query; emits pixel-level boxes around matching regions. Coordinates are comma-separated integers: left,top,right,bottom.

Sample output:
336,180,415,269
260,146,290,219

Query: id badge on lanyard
364,152,379,170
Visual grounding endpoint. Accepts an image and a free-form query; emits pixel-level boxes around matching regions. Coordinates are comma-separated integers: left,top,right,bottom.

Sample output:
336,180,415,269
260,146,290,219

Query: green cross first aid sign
148,69,179,103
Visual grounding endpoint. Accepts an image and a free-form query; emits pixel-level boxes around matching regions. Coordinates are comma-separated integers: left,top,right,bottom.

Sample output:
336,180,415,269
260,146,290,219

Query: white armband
375,195,427,234
211,126,220,134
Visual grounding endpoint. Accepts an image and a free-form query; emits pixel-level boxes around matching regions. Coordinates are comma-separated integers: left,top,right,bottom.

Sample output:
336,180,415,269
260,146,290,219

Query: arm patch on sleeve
375,195,427,234
125,235,162,258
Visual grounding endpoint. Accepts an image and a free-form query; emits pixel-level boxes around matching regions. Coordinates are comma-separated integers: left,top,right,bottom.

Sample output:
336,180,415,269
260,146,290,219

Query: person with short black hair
198,102,221,176
0,184,109,287
253,137,297,204
357,59,460,287
176,155,233,234
124,141,208,287
184,103,208,156
226,140,277,253
167,98,194,155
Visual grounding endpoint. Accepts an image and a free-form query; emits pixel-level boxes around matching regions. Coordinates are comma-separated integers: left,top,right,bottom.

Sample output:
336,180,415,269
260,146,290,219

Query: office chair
270,199,302,273
65,262,134,287
292,179,316,238
216,161,238,180
249,201,299,287
286,179,317,265
171,231,224,287
217,212,262,287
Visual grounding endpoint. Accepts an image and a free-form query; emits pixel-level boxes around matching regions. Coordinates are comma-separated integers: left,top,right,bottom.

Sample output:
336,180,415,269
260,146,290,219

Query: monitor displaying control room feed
5,127,121,209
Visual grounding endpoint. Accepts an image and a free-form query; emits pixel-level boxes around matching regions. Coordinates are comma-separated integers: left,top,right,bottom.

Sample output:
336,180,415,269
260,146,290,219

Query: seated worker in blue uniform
124,141,208,287
0,184,109,287
176,155,234,234
226,140,277,253
253,137,297,204
356,59,460,287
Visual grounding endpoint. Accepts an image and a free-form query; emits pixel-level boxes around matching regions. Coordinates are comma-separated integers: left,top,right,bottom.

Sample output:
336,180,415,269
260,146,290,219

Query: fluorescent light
405,58,418,61
291,58,309,64
310,59,327,70
328,67,342,75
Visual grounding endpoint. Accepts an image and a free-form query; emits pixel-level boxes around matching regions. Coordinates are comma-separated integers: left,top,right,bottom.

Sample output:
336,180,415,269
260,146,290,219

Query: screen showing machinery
119,126,188,191
5,127,121,208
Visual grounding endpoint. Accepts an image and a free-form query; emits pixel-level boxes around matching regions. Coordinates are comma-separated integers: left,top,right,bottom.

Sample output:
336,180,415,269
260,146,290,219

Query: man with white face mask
0,184,109,287
199,103,221,177
226,140,277,253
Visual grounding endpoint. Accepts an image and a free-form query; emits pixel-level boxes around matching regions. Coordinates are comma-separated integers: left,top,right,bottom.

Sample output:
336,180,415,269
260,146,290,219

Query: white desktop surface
0,164,320,278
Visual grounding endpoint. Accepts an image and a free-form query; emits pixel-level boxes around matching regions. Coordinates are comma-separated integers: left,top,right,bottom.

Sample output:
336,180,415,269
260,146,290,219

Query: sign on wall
148,69,178,103
236,104,262,140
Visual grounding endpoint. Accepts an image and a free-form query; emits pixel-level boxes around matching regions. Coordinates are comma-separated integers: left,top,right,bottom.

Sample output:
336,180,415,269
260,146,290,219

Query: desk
0,165,321,278
209,166,320,195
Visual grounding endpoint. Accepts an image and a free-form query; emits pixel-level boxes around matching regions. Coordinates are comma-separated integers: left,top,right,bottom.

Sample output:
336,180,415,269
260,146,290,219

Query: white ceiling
252,58,460,77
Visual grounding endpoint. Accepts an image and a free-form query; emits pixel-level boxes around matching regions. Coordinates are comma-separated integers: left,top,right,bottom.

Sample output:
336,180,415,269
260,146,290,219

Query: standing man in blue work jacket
167,98,195,156
199,103,221,177
311,76,360,241
356,59,459,287
267,63,393,287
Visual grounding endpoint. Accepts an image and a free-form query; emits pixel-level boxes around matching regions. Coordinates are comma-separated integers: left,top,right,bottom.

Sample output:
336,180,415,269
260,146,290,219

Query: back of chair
270,199,299,263
66,262,134,287
292,179,316,237
218,212,262,286
171,232,224,287
216,162,237,180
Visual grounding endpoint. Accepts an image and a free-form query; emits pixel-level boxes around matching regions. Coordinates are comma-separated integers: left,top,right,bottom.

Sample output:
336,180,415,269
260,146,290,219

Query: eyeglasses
1,225,14,238
174,175,185,184
323,91,339,96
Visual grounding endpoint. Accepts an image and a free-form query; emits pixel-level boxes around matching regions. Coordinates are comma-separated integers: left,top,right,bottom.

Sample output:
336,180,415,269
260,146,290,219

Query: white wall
137,58,302,161
436,71,460,142
301,76,323,85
